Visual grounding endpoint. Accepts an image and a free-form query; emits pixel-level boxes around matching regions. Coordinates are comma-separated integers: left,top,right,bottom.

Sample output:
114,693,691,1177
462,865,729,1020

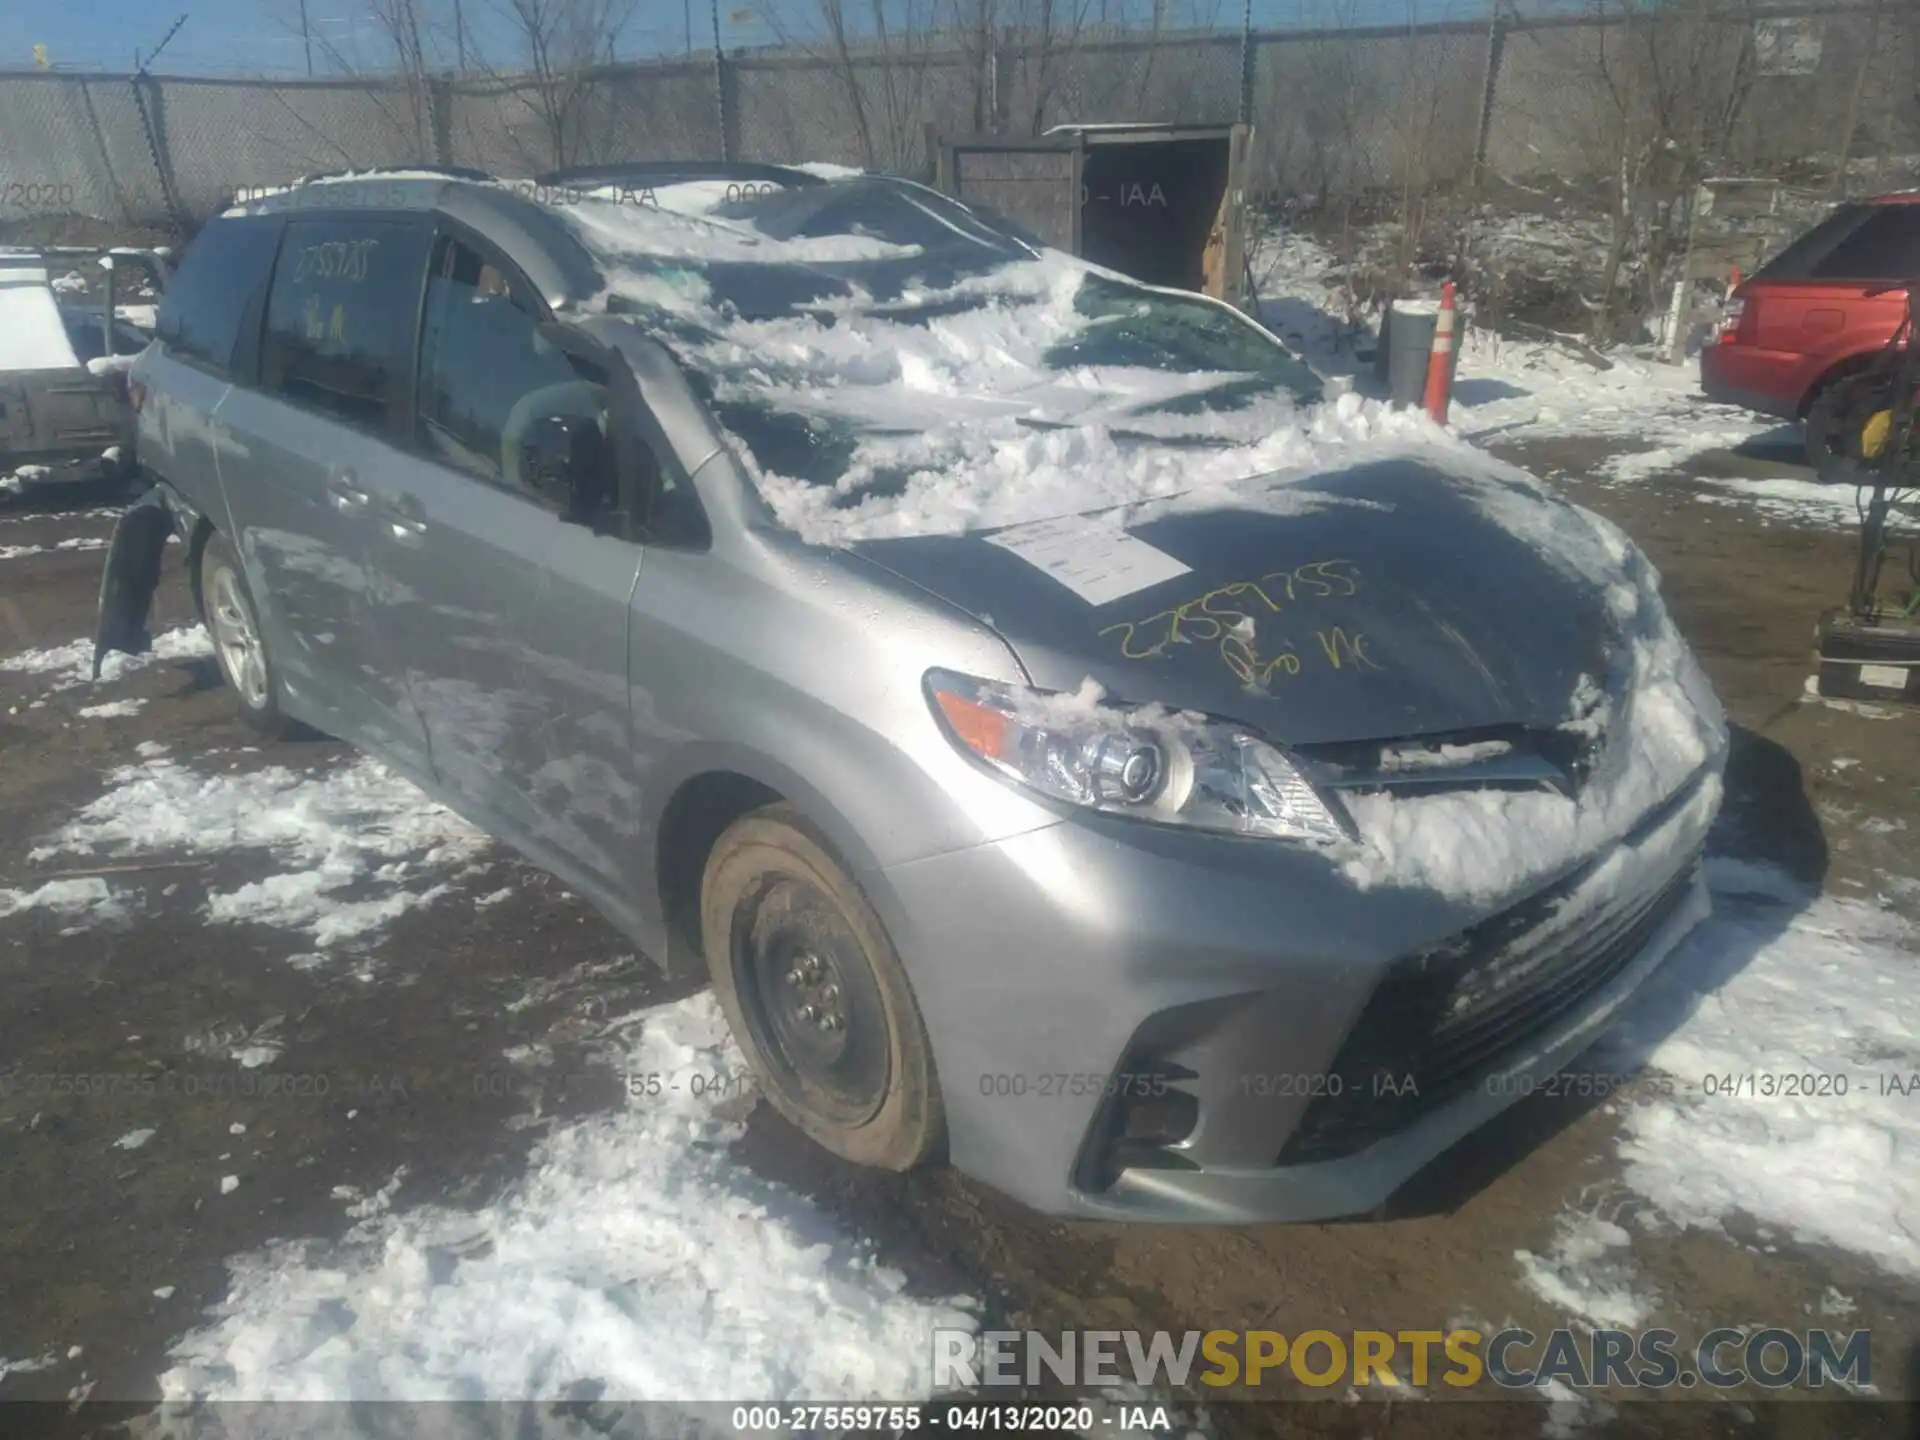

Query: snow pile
0,535,110,561
558,186,1435,543
27,754,489,947
0,1352,62,1383
158,994,976,1406
77,698,146,718
0,875,128,926
1248,228,1775,481
1600,858,1920,1278
759,391,1433,543
1,623,214,693
1514,1210,1655,1330
1692,476,1883,531
1338,455,1727,905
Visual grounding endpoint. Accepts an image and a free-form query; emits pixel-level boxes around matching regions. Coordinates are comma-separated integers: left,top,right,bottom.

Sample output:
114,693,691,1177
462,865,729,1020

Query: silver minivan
97,165,1726,1223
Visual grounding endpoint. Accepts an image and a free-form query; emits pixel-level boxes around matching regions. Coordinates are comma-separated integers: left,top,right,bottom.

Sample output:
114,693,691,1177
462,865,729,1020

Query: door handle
327,469,370,516
376,491,428,544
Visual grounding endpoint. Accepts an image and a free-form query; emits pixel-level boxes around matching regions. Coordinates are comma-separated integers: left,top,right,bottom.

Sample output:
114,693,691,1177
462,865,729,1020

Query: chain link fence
0,4,1913,233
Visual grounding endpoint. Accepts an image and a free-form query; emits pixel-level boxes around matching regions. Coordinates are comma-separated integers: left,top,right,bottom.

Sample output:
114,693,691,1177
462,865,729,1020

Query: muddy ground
1,431,1917,1439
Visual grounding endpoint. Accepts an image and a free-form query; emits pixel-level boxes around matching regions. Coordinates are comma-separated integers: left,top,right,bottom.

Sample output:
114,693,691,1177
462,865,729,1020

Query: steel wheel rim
732,875,891,1127
208,565,269,710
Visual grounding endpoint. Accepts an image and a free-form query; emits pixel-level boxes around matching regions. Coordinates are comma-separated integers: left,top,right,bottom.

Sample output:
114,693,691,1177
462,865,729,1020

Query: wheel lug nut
787,966,806,986
820,983,839,1004
799,1003,817,1022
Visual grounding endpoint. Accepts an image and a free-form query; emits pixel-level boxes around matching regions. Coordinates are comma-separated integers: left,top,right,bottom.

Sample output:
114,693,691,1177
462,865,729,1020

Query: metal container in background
1378,299,1461,409
935,123,1255,311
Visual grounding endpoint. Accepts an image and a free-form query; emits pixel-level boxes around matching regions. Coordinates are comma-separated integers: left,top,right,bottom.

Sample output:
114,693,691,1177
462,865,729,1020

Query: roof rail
533,161,825,189
293,165,499,186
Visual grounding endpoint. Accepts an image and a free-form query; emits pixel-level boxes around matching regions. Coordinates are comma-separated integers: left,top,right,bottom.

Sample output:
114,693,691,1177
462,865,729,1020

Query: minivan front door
364,233,646,897
216,215,435,768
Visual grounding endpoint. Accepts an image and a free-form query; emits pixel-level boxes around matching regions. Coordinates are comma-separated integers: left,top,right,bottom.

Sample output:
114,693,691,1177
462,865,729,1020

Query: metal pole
711,0,729,160
1470,8,1506,192
454,0,467,72
1238,0,1254,127
685,0,693,57
299,0,313,75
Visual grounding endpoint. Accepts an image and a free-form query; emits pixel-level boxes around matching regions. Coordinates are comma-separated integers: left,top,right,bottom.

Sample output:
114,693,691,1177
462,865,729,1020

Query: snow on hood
558,180,1725,906
1335,451,1727,905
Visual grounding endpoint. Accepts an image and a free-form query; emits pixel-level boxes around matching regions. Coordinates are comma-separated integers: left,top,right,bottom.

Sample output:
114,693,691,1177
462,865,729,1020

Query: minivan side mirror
519,414,611,525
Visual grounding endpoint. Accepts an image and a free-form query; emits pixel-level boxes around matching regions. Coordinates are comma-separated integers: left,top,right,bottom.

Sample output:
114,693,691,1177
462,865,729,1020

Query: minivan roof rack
534,161,825,189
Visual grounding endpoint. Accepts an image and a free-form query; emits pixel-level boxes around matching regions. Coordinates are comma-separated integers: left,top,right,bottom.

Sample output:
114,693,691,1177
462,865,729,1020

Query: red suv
1702,192,1920,467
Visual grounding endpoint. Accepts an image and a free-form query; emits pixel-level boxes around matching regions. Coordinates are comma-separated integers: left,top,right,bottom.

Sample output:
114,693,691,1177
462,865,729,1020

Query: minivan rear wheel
199,533,295,738
700,804,944,1171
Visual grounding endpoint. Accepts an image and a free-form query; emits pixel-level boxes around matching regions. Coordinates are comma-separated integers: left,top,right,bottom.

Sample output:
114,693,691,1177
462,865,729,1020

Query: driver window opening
416,235,616,506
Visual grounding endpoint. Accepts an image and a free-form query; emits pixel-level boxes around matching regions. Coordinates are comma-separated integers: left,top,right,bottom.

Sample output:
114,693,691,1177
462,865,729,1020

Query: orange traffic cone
1423,281,1458,425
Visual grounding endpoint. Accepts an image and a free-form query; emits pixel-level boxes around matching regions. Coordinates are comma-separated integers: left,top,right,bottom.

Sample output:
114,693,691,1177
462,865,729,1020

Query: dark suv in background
1702,192,1920,467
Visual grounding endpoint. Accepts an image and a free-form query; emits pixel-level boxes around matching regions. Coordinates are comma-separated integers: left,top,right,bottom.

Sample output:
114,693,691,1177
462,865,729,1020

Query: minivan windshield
555,177,1323,522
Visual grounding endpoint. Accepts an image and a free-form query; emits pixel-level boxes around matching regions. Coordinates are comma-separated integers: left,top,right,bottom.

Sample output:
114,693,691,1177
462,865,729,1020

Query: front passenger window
416,238,614,504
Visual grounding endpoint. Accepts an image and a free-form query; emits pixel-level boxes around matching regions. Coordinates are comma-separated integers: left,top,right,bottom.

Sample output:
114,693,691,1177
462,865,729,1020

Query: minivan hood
846,458,1613,746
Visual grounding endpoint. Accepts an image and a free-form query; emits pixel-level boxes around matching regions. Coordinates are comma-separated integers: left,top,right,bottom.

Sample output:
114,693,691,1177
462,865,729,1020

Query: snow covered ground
1251,230,1787,500
1510,856,1920,1336
156,994,979,1410
1604,858,1920,1278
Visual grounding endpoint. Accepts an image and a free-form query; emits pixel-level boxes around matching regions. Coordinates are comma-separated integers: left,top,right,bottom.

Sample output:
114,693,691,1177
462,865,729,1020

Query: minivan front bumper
869,768,1718,1223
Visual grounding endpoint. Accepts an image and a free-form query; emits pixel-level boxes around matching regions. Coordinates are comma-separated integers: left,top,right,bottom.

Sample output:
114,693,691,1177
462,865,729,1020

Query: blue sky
1,0,1523,77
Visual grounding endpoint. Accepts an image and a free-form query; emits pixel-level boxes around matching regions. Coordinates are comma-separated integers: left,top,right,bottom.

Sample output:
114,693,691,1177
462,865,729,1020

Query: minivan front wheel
700,805,944,1170
199,533,294,737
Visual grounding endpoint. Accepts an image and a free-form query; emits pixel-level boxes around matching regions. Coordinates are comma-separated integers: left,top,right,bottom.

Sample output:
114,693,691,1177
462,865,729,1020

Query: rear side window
260,218,432,433
153,217,280,374
1811,207,1920,280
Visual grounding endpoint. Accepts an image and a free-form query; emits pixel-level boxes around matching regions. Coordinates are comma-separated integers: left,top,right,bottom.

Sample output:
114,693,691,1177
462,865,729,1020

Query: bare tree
484,0,642,169
1002,0,1102,137
763,0,940,171
1833,0,1889,196
274,0,451,163
1576,0,1759,340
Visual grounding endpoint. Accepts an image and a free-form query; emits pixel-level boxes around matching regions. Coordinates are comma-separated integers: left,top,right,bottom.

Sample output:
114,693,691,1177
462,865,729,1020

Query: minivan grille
1298,722,1601,799
1277,839,1701,1167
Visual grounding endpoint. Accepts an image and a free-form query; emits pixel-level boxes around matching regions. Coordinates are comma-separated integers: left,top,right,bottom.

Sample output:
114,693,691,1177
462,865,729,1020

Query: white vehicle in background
0,246,169,493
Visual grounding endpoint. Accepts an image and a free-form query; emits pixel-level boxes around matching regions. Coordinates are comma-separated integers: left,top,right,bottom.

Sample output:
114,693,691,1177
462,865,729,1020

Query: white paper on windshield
983,516,1191,606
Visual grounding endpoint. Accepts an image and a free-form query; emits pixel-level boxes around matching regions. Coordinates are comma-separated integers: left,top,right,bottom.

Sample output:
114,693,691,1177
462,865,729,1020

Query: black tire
1805,372,1895,480
1803,388,1847,476
700,804,944,1170
197,532,298,738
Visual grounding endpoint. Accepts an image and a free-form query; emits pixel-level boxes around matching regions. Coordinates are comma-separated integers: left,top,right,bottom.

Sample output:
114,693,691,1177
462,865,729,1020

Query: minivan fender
638,739,896,974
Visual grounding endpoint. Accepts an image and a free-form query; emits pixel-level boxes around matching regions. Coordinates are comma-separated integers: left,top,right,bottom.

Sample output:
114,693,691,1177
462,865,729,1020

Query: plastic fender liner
92,483,175,678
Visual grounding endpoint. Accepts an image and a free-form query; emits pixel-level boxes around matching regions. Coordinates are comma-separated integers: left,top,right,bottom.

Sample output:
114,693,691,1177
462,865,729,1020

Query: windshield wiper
1012,416,1237,449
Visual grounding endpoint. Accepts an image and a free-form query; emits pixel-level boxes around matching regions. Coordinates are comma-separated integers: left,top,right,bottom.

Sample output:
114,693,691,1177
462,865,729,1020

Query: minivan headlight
925,669,1350,846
